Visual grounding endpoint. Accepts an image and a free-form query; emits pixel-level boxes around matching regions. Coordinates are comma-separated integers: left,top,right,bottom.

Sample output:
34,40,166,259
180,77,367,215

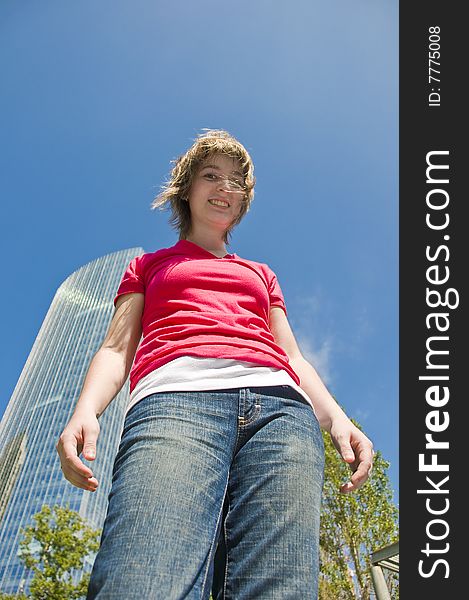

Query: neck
185,226,228,257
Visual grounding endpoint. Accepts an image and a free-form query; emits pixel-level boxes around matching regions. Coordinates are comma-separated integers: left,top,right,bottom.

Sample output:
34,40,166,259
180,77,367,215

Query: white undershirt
127,356,317,418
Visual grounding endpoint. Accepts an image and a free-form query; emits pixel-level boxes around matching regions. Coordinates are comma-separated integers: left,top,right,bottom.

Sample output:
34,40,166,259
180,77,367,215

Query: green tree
2,427,398,600
2,504,101,600
319,420,399,599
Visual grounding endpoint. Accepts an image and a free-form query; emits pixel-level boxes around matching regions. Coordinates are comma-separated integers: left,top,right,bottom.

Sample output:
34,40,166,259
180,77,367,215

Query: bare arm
269,306,374,493
74,292,144,418
56,293,144,491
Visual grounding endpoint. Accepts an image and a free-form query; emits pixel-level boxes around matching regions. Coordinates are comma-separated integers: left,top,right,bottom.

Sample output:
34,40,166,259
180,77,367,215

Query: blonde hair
152,129,256,244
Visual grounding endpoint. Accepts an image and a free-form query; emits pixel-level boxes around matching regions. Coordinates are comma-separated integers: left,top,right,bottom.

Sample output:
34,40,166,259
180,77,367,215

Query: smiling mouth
208,199,230,208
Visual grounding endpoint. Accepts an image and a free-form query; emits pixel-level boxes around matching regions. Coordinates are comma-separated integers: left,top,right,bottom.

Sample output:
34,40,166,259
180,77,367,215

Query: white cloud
288,292,336,386
353,407,371,423
296,334,334,386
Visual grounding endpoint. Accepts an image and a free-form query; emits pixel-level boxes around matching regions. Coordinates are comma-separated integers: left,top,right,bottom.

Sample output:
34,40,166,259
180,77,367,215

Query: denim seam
238,397,261,427
200,475,230,600
238,405,261,427
222,486,232,600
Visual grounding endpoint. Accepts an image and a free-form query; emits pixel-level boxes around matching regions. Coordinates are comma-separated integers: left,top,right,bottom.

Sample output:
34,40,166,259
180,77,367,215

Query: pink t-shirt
114,239,300,393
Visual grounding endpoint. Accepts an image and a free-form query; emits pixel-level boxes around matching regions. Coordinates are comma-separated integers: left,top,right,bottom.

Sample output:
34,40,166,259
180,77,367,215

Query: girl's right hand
55,293,144,492
56,410,100,492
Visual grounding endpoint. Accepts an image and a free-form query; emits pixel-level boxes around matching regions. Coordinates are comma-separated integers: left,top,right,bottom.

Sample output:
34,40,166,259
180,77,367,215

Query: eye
201,172,246,191
227,178,246,191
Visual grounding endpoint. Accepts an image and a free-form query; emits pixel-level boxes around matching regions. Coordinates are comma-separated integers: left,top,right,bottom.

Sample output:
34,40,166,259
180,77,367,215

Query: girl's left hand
329,416,374,493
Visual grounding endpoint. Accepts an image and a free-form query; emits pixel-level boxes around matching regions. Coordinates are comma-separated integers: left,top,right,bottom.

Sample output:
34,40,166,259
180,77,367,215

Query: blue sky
0,1,398,498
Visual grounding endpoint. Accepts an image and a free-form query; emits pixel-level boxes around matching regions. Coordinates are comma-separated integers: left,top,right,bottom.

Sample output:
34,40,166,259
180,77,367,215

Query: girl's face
187,154,246,234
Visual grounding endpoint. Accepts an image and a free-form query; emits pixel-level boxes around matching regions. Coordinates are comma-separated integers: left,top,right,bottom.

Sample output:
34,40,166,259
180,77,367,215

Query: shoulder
235,254,277,276
132,242,184,274
233,254,275,279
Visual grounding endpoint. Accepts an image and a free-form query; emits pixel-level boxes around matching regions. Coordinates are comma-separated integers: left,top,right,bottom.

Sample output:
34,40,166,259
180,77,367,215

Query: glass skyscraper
0,247,143,595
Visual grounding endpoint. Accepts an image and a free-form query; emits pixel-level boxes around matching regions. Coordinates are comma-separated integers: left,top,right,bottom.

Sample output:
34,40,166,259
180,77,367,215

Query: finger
335,437,356,464
82,427,99,462
340,480,355,494
59,437,95,479
341,457,374,493
342,450,355,464
351,461,373,487
340,474,365,493
340,445,374,493
349,438,374,469
64,452,95,479
60,459,99,490
63,470,99,492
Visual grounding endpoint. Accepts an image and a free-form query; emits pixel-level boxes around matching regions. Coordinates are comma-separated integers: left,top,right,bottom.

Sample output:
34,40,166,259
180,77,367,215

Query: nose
217,176,242,195
216,178,232,195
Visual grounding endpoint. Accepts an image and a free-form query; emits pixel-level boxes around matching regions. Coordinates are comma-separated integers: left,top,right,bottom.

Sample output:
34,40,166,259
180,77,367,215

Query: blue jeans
87,385,325,599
